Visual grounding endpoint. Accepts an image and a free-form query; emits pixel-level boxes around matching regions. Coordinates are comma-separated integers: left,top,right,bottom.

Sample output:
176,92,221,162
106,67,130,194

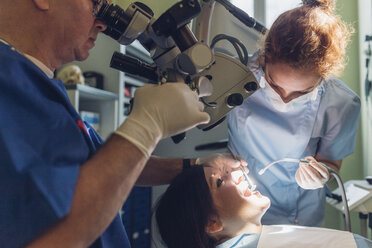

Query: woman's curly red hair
259,0,353,79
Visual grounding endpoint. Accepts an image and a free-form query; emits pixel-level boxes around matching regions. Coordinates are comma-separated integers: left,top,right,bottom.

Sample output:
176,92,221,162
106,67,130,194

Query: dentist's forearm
26,135,147,248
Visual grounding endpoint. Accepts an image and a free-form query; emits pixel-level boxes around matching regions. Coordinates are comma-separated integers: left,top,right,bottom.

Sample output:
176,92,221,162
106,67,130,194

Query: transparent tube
258,158,309,175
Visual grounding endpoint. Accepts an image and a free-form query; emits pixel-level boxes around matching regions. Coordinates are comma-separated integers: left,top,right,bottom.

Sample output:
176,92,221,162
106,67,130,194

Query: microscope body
96,0,259,131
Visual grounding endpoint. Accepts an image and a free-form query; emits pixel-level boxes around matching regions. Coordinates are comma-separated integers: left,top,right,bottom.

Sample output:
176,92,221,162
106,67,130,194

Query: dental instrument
240,166,256,192
227,146,256,191
258,158,310,175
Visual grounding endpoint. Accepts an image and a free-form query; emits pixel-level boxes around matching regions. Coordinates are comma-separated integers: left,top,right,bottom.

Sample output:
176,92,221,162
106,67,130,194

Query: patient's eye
217,178,224,188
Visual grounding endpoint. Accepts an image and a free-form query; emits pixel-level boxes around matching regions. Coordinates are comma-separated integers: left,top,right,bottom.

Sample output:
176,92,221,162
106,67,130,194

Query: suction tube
320,163,351,232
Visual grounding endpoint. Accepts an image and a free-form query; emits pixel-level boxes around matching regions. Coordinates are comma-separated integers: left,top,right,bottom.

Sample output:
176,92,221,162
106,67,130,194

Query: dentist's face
264,62,321,103
51,0,107,64
204,165,270,229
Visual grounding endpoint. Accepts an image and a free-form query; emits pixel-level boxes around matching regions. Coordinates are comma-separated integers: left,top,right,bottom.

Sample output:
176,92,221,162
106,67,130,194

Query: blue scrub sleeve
0,128,87,247
0,57,90,246
316,81,361,160
0,78,89,216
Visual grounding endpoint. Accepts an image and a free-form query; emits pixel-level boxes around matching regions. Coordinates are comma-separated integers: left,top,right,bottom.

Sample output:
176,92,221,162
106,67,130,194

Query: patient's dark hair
155,165,217,248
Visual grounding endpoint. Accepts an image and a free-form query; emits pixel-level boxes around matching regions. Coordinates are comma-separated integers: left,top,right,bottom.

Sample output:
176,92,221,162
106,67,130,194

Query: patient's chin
260,196,271,211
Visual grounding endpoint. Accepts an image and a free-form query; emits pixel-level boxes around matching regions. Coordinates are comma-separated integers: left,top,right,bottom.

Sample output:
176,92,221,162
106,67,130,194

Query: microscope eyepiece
96,4,131,40
96,3,154,43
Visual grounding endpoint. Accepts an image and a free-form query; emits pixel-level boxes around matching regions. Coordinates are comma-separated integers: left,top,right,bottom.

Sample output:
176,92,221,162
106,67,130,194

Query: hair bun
302,0,335,12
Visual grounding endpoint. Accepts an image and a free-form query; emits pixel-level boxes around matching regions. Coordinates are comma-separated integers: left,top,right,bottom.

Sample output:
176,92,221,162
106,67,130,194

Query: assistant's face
264,62,322,103
51,0,107,63
204,165,270,228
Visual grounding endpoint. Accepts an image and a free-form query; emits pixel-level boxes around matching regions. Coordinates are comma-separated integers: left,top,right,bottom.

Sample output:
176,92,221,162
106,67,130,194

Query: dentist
228,0,360,226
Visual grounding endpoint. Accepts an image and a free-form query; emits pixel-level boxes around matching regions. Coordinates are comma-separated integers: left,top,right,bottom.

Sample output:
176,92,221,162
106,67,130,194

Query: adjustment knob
227,93,243,107
244,81,258,92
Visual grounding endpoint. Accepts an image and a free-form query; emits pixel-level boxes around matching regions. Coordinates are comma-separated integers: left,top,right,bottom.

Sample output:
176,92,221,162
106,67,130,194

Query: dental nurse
228,0,360,226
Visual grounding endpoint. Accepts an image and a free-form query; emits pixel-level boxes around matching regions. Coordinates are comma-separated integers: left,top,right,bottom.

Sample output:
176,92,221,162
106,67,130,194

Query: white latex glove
196,153,247,171
295,156,330,190
115,83,210,158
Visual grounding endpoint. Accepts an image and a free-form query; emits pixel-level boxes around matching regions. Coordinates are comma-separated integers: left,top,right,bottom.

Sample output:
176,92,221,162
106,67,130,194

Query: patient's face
204,165,270,227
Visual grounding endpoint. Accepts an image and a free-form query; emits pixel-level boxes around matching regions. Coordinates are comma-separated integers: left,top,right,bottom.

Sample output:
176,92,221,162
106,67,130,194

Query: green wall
324,0,363,234
115,0,178,18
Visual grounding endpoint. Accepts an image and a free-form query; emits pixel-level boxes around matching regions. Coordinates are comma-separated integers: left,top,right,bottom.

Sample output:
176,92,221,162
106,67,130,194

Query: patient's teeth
237,181,248,195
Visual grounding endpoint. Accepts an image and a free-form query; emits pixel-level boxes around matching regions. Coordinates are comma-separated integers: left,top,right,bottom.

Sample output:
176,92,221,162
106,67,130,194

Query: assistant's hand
196,153,248,171
115,83,210,158
295,156,329,190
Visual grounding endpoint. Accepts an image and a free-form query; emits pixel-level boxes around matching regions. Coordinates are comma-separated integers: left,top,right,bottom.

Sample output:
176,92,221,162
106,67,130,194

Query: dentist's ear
205,215,223,234
32,0,50,11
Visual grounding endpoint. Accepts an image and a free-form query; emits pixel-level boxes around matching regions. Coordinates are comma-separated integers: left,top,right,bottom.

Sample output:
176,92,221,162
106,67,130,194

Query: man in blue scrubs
0,0,210,247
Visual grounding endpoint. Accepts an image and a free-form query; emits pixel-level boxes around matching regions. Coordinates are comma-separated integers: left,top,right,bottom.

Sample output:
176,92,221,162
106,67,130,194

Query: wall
324,0,364,234
116,0,178,18
358,0,372,188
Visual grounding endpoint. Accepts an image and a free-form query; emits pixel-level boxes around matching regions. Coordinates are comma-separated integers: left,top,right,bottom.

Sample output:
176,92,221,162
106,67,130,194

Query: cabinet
64,34,151,139
66,84,118,140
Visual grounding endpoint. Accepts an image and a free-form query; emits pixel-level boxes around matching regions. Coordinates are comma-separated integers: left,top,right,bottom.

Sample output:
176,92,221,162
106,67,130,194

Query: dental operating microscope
95,0,265,142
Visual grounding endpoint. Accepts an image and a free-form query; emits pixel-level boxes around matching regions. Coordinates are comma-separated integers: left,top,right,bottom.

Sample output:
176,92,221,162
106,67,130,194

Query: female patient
155,163,372,248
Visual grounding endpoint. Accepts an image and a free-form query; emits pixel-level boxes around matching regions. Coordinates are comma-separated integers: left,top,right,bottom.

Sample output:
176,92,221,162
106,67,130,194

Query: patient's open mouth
233,170,260,198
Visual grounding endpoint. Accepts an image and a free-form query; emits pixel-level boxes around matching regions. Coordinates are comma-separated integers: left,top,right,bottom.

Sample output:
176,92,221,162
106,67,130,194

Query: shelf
124,98,131,104
125,76,146,87
126,47,152,64
65,83,118,140
126,43,153,64
65,84,118,101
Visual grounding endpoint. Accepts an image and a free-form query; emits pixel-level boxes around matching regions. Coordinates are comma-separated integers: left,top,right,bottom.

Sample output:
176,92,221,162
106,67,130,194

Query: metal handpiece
240,166,256,191
227,146,256,191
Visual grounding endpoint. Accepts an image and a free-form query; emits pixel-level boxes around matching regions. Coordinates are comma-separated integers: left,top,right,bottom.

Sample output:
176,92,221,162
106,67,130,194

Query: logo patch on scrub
77,119,89,134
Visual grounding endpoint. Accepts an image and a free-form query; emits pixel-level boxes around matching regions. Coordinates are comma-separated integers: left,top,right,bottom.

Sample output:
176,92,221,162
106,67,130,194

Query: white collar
0,38,54,79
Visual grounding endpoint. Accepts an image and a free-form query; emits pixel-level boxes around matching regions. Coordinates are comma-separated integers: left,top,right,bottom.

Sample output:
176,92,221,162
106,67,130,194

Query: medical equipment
240,165,256,192
227,145,256,191
259,159,351,231
327,180,372,237
96,0,264,141
323,163,351,232
258,158,310,175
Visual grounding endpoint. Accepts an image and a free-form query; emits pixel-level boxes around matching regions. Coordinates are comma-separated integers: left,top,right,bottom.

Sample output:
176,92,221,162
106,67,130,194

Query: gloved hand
295,156,330,190
196,153,247,171
115,83,210,158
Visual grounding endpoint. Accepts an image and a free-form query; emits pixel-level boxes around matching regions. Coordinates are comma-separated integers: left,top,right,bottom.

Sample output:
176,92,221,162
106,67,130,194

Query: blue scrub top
0,42,130,248
228,52,361,226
